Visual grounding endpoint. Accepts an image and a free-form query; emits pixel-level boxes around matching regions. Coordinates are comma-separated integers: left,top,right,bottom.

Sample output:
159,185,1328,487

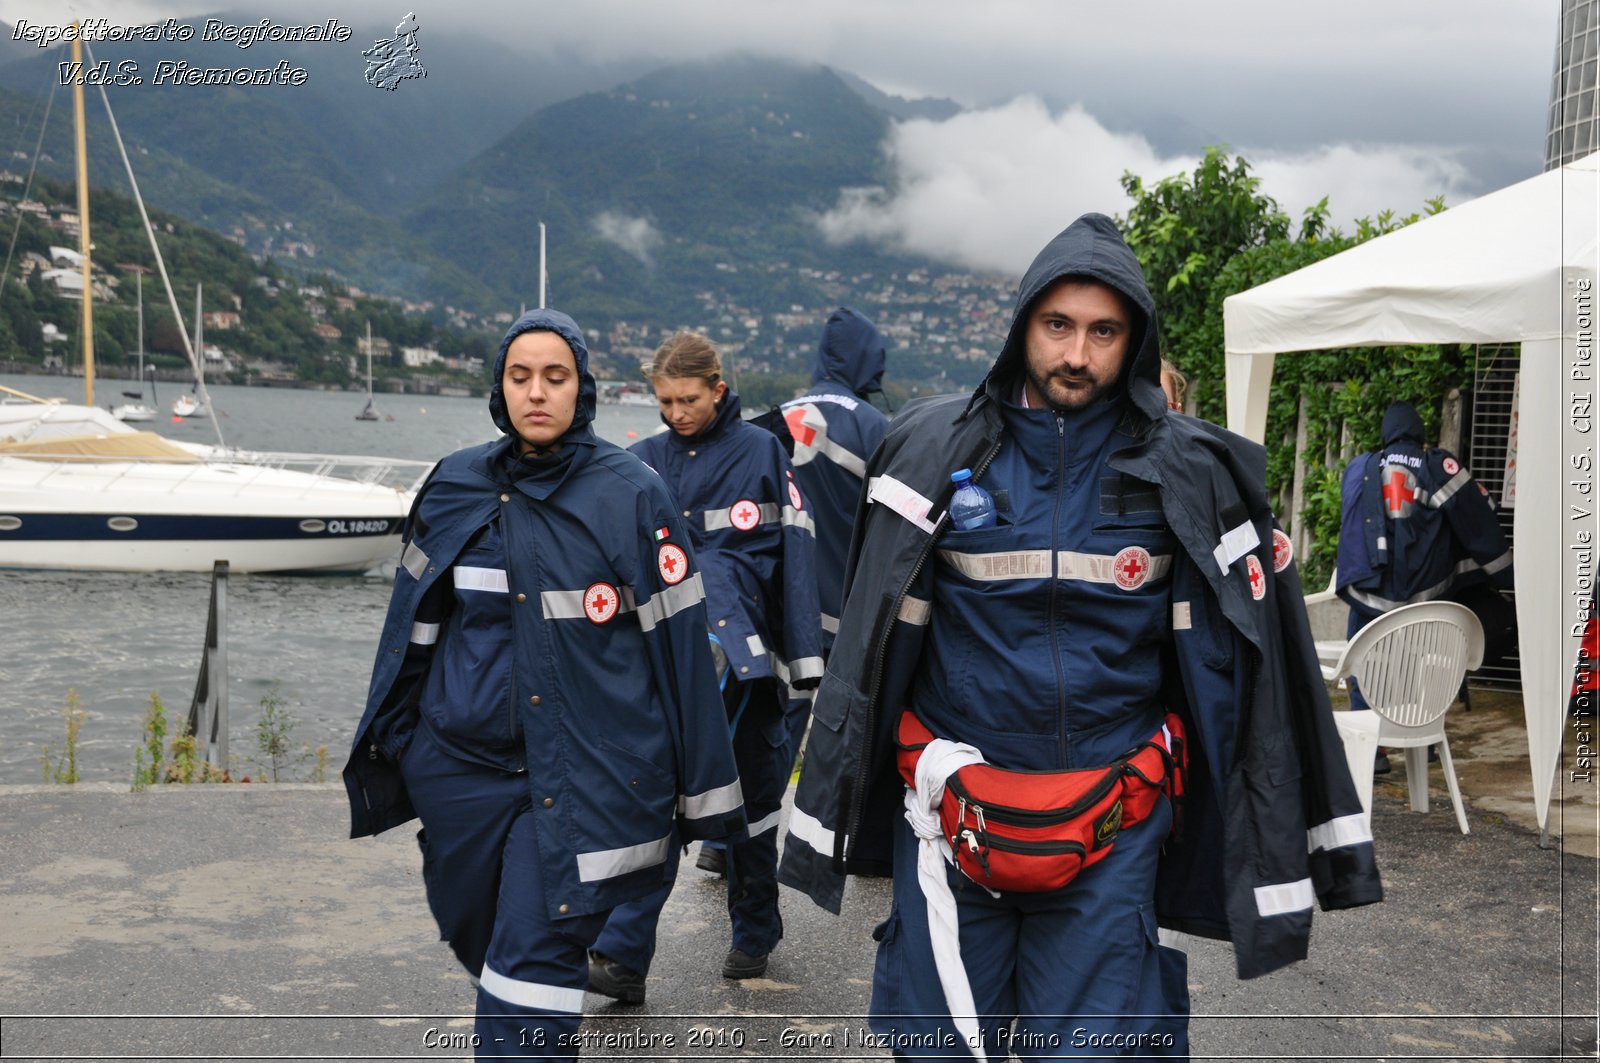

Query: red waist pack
896,711,1187,893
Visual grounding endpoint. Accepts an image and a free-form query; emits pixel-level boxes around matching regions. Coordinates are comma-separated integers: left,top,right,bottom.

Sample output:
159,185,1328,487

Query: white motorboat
0,389,429,574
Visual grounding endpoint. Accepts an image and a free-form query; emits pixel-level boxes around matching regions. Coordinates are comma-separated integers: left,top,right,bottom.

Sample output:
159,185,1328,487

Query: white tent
1223,151,1600,839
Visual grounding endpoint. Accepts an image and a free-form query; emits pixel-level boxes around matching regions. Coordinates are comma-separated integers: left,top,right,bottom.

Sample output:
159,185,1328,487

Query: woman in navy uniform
344,310,744,1059
587,331,822,999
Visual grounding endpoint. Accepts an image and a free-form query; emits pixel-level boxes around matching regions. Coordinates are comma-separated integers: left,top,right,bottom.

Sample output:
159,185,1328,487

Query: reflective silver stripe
454,566,508,593
819,436,868,478
898,595,932,626
1343,567,1457,613
409,621,440,646
787,806,836,857
868,474,938,534
1479,549,1513,576
1058,550,1172,584
1307,813,1373,853
821,612,840,635
401,541,429,580
789,655,824,683
1212,520,1260,572
939,548,1052,580
748,808,783,837
938,548,1172,585
1427,468,1473,507
576,835,672,882
783,504,816,536
681,778,743,820
540,584,638,621
1254,877,1316,917
704,502,779,531
478,962,585,1014
635,573,706,632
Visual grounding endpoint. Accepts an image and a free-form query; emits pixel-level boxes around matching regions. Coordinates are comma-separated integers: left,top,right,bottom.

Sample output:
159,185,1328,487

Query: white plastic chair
1329,600,1485,835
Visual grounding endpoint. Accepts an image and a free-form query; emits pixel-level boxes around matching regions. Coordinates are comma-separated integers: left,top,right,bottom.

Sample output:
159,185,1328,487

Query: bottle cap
950,468,972,484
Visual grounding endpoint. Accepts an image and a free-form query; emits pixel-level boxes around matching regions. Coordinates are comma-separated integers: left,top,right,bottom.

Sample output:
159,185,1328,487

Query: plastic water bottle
948,468,996,530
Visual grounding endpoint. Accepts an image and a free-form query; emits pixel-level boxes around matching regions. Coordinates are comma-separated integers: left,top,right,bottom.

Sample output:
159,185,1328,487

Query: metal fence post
185,561,229,775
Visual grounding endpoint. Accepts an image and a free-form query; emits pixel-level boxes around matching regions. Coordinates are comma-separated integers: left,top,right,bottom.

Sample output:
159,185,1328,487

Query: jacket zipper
1052,413,1070,765
946,769,1122,826
845,434,1004,861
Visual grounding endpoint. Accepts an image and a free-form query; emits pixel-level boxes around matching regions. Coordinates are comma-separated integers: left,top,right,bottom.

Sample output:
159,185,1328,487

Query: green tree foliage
1120,150,1465,584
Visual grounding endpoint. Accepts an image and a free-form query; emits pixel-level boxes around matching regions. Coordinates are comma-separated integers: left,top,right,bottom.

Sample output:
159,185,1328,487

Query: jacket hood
489,308,597,440
984,213,1165,422
812,307,886,397
1380,401,1424,446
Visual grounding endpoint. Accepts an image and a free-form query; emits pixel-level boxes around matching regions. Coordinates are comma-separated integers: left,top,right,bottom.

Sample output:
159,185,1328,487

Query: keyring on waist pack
895,710,1187,893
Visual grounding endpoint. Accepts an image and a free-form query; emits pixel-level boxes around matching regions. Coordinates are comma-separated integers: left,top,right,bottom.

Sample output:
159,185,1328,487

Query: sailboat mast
538,222,547,310
135,271,144,386
366,320,373,394
193,283,203,388
71,24,94,406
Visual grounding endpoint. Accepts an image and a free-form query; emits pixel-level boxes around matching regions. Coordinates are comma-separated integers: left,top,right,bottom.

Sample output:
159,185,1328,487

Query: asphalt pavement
0,773,1594,1062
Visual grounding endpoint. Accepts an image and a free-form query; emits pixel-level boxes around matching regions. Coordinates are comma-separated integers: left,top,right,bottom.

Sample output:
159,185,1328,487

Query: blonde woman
587,331,822,1000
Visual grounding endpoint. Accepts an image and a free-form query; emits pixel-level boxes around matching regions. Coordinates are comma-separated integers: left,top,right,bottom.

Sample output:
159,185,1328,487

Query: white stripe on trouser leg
747,808,782,837
904,742,990,1063
478,962,586,1014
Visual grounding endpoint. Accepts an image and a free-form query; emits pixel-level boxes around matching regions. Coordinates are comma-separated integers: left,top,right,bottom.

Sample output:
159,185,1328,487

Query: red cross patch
729,499,761,531
1112,545,1152,590
784,405,817,448
1247,555,1266,600
1382,467,1419,519
788,480,803,510
1442,456,1460,476
1271,529,1293,573
584,582,620,623
657,543,689,585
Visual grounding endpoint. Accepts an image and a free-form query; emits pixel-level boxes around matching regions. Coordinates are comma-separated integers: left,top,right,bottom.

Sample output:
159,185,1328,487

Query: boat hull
0,454,415,574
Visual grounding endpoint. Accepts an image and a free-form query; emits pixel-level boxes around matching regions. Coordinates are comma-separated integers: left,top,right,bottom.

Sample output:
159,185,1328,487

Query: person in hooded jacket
779,307,892,651
1335,399,1515,665
343,309,744,1059
778,214,1381,1061
585,331,823,1000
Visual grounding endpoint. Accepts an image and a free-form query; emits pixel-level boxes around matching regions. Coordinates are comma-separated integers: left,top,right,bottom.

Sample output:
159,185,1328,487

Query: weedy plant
132,692,168,790
40,689,87,785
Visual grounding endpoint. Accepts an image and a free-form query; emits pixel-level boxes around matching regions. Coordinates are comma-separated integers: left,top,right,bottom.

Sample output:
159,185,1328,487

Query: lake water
0,372,666,785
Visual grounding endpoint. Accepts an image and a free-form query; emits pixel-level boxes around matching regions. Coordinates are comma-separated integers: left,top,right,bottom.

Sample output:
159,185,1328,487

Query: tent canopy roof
1224,152,1600,356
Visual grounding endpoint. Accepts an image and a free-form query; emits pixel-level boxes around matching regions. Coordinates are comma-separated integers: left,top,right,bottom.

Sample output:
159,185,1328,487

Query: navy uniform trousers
870,798,1190,1062
591,678,792,975
401,724,611,1060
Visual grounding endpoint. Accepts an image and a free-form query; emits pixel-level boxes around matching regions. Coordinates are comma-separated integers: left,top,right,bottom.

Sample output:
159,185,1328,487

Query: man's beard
1028,366,1117,410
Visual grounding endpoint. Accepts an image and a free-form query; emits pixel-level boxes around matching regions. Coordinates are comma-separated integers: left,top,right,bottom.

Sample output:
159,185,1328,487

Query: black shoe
696,845,727,877
1374,751,1392,776
722,947,768,979
587,951,645,1004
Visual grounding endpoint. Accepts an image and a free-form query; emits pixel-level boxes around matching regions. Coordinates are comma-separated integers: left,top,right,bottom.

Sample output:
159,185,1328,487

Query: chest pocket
1091,475,1177,557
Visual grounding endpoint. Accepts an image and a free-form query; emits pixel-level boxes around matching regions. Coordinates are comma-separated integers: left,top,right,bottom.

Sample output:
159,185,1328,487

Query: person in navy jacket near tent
343,309,744,1059
587,331,823,1001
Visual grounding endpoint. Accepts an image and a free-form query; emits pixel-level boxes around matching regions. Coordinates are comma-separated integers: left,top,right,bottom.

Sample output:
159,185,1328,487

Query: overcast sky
8,0,1562,274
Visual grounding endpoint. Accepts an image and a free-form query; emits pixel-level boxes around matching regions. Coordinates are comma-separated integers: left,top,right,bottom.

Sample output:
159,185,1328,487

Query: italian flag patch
654,526,670,542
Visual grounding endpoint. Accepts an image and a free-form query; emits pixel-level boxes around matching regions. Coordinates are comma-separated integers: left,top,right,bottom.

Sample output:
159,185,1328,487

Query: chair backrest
1334,601,1486,729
